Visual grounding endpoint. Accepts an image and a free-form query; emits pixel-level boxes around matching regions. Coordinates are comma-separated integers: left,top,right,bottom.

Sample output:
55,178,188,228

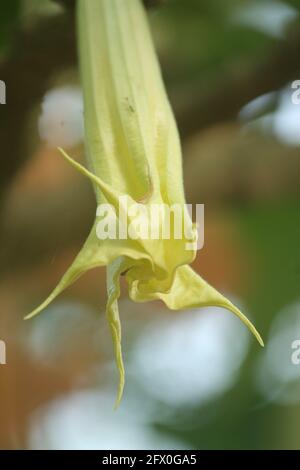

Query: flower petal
106,256,133,407
129,264,264,347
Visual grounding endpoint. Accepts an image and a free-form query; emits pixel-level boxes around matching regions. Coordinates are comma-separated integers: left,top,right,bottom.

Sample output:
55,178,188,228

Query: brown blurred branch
0,14,76,204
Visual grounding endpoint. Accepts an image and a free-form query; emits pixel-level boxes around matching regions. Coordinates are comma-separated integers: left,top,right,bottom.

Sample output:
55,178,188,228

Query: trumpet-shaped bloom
26,0,263,406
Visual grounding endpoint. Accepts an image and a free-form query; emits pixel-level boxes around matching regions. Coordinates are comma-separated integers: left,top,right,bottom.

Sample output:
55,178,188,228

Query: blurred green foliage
151,0,279,87
0,0,20,53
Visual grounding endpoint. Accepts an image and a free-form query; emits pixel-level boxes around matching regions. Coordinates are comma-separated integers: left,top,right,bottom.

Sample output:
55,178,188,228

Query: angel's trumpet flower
26,0,263,407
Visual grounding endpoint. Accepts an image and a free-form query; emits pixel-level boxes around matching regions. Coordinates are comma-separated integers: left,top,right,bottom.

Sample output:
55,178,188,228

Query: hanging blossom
26,0,263,407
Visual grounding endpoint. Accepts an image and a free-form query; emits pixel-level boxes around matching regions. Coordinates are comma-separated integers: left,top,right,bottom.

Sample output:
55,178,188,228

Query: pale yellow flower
26,0,263,407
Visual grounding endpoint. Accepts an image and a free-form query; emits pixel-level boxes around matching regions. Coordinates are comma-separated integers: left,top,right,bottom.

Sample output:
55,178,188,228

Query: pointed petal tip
24,305,46,321
113,377,125,411
113,402,119,411
113,396,122,411
24,313,34,321
238,310,264,347
229,303,264,347
57,147,122,205
257,333,264,348
250,325,264,347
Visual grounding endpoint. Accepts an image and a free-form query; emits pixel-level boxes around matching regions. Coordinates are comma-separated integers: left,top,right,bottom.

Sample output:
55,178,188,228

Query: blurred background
1,0,300,450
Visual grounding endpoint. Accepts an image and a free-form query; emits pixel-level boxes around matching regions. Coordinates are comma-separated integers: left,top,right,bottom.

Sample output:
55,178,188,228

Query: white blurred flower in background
256,300,300,405
232,0,297,39
29,388,188,450
130,304,250,408
38,86,84,148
